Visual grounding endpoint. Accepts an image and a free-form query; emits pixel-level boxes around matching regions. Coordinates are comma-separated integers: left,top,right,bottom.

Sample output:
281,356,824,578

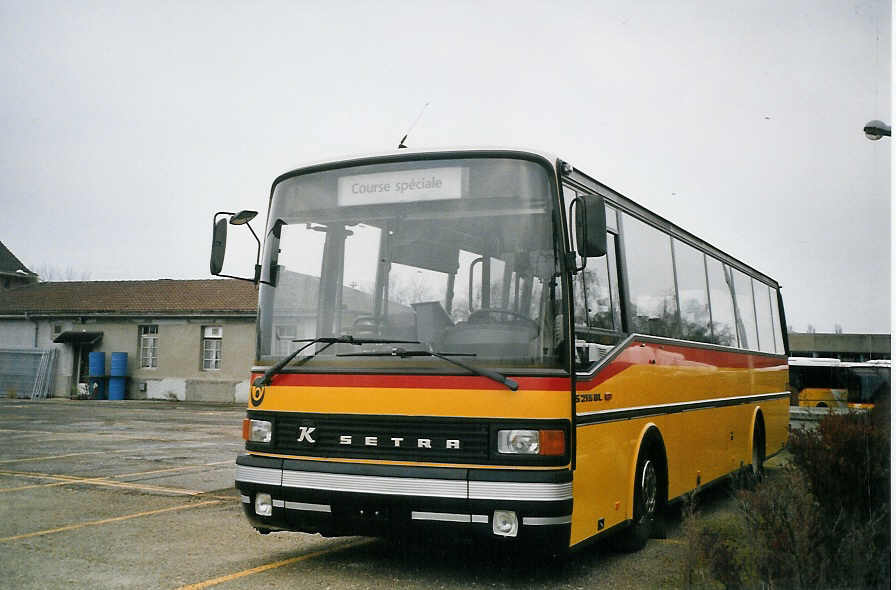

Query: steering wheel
467,308,540,337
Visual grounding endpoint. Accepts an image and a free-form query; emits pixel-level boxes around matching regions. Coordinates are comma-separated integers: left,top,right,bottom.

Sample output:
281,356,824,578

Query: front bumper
235,454,572,546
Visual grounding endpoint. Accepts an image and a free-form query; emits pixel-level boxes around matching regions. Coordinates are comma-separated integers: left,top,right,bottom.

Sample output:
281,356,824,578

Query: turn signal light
539,430,565,456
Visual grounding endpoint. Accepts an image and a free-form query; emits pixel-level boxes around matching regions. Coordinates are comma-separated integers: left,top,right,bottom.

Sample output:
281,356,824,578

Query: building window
202,326,223,371
139,325,159,368
275,325,297,356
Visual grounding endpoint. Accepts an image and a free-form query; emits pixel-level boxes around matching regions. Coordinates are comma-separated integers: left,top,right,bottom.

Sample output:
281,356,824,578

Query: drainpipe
25,313,39,348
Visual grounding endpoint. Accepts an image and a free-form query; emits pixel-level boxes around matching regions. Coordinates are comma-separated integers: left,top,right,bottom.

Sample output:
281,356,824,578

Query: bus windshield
257,156,564,371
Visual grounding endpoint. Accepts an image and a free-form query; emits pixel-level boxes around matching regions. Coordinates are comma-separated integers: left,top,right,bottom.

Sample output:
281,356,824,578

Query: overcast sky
1,0,890,333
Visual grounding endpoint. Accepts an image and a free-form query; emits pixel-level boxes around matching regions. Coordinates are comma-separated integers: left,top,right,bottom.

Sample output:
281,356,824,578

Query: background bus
789,356,890,409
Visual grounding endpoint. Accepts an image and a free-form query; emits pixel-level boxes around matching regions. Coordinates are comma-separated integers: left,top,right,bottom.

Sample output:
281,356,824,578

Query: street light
863,120,891,140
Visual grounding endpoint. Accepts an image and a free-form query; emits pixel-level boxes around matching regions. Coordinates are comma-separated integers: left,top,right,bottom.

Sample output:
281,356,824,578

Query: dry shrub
789,401,889,522
683,469,819,590
788,401,890,589
683,401,890,590
735,467,822,589
682,506,756,589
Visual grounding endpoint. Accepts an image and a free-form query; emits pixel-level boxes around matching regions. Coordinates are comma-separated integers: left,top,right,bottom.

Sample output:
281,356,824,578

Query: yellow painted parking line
176,539,374,590
0,481,71,493
0,449,132,464
0,470,205,496
112,461,232,478
0,461,232,494
0,428,238,444
0,500,222,543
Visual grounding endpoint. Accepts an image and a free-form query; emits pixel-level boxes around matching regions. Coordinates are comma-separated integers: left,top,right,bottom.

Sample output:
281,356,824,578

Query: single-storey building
788,332,891,362
0,279,257,402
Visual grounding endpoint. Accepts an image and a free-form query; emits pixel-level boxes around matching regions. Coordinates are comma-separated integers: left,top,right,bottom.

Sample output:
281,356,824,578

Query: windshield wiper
253,336,421,387
338,347,519,391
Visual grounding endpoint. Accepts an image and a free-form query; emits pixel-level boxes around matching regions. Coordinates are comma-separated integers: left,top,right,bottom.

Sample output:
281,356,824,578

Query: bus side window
753,279,776,353
706,257,738,347
621,213,678,338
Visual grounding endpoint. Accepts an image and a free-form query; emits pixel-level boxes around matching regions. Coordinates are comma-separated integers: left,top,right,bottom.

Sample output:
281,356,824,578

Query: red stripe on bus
260,373,572,391
576,341,785,389
256,341,784,391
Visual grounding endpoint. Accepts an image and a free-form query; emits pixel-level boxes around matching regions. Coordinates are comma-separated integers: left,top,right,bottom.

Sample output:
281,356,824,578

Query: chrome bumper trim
286,501,331,513
239,465,571,502
236,465,282,486
411,511,471,523
282,470,468,498
468,480,573,501
522,515,572,525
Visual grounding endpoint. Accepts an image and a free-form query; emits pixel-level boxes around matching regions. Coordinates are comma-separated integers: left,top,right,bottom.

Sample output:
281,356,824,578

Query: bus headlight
498,430,539,454
243,419,272,443
497,429,565,455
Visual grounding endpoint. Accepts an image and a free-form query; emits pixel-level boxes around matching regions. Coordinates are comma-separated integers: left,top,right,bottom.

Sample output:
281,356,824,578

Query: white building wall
3,316,255,402
0,319,38,348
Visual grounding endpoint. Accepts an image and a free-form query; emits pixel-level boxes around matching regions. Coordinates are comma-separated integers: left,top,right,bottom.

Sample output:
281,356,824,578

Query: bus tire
614,443,663,552
751,416,766,479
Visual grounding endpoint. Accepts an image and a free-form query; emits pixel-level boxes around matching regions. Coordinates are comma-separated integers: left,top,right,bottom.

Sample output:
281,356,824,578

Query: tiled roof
0,279,257,315
0,241,35,277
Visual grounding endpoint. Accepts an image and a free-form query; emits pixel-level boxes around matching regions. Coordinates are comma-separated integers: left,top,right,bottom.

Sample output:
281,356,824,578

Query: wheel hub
641,459,657,517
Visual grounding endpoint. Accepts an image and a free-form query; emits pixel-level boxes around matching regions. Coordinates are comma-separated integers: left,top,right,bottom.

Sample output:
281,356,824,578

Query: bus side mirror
209,209,270,285
210,217,228,275
574,195,607,258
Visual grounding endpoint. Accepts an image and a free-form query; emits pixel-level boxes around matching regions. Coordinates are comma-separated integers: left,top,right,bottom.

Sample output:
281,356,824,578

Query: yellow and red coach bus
212,148,790,554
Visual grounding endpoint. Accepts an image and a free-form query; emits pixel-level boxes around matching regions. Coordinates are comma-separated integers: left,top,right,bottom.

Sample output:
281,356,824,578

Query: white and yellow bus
789,356,890,409
214,148,790,554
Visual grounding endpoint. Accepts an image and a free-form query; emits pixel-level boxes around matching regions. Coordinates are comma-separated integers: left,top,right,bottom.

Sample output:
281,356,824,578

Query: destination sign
337,167,464,206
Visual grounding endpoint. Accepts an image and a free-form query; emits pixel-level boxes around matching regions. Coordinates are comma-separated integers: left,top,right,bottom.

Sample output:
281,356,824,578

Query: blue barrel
110,352,128,377
108,377,126,400
88,351,105,377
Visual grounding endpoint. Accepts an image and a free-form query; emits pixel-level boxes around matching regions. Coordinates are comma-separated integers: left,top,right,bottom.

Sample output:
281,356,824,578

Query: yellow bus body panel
569,345,788,546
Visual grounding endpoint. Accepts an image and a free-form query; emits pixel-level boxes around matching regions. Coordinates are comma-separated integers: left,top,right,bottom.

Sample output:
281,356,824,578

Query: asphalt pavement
0,398,735,589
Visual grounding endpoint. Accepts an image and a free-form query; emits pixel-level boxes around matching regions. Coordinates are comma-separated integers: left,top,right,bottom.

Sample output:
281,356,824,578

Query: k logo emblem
250,386,265,407
297,426,317,443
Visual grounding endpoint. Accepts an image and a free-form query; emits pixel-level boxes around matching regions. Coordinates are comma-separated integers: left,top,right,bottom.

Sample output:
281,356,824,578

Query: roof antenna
397,102,430,149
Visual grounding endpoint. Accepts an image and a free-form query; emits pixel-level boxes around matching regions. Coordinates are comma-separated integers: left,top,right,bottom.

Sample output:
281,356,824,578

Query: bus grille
258,412,491,463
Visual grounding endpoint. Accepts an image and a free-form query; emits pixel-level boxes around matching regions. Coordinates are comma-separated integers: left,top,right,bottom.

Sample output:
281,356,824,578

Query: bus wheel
613,446,661,552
